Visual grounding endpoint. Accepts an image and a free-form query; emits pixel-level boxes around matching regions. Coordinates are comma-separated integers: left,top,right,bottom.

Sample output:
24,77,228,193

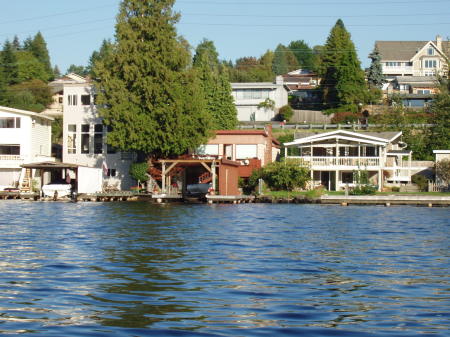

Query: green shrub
412,174,428,192
278,105,294,122
350,185,377,195
261,159,310,191
129,161,149,183
391,186,400,192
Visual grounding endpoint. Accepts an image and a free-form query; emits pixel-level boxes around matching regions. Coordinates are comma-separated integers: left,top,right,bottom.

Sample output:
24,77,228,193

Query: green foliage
261,159,310,191
278,105,294,121
66,64,89,76
88,39,114,78
16,51,48,82
52,117,63,144
228,51,275,82
288,40,314,70
272,44,299,75
129,161,149,182
412,174,428,192
367,46,385,88
428,78,450,151
319,19,368,108
193,39,237,130
435,159,450,185
24,32,53,81
4,79,52,112
330,111,360,124
1,40,19,85
94,0,212,158
350,184,377,195
257,98,275,111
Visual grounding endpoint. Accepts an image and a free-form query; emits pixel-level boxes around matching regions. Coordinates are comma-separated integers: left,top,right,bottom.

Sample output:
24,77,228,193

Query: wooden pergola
158,159,218,194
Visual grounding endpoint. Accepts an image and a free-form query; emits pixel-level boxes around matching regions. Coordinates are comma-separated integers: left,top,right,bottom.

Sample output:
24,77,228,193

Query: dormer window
427,47,434,56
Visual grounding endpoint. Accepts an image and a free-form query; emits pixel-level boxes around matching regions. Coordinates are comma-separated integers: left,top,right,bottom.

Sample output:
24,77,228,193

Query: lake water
0,201,449,337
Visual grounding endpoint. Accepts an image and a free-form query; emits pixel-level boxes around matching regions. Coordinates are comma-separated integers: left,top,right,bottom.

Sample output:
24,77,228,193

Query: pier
320,195,450,207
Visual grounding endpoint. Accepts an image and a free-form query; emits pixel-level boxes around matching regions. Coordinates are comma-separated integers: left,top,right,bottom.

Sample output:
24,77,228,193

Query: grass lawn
262,190,449,198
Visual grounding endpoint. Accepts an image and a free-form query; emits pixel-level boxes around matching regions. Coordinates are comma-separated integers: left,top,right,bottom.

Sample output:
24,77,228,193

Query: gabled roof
285,130,401,147
376,40,450,61
0,105,54,121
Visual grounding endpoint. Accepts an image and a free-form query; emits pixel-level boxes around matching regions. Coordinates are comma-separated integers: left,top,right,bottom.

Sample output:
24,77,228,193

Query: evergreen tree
193,39,237,130
53,65,61,78
66,64,88,76
367,46,385,88
12,35,21,50
88,39,114,78
319,19,367,109
93,0,212,158
1,40,19,85
272,44,298,75
288,40,314,70
428,78,450,151
26,32,53,81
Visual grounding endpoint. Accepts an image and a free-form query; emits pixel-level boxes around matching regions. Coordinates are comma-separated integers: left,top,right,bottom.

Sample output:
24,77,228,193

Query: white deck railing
0,155,22,161
288,156,380,167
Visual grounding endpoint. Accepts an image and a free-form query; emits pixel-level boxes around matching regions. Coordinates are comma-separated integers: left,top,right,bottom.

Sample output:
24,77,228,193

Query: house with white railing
0,106,54,190
284,130,414,191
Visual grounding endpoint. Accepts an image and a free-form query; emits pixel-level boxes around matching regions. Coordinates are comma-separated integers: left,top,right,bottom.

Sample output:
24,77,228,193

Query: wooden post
161,161,166,194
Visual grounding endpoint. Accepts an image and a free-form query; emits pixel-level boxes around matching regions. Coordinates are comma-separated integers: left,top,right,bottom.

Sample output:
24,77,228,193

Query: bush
350,185,377,195
129,161,149,183
331,111,361,124
260,159,310,191
391,186,400,192
412,174,428,192
278,105,294,122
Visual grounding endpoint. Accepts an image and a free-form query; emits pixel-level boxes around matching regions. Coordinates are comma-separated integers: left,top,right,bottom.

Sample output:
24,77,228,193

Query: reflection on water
0,201,449,336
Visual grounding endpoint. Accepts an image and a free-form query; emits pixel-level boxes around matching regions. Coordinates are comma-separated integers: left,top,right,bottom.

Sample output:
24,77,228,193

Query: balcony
289,156,380,168
0,155,24,168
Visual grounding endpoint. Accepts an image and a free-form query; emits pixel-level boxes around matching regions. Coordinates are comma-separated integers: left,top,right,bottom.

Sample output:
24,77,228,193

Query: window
94,124,103,154
58,97,63,104
81,124,90,154
424,60,437,68
236,145,257,159
342,172,353,184
240,89,271,100
385,62,401,67
0,117,20,128
68,94,78,106
424,70,436,76
67,124,77,154
0,145,20,155
107,169,117,177
81,95,91,105
427,47,434,56
196,144,219,156
417,89,431,94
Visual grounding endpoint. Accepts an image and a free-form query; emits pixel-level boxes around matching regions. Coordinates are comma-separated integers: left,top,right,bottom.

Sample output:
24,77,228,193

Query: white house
284,130,415,191
0,106,54,190
375,35,449,81
61,77,135,190
231,76,288,121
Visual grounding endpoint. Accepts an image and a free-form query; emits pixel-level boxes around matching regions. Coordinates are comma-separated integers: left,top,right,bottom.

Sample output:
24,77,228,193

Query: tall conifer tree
1,40,19,85
288,40,314,70
26,32,53,81
367,46,385,88
193,39,237,130
319,19,367,109
272,44,299,75
94,0,211,158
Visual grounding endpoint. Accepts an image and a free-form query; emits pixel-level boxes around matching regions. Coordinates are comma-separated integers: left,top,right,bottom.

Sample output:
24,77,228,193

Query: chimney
264,124,273,164
436,35,442,50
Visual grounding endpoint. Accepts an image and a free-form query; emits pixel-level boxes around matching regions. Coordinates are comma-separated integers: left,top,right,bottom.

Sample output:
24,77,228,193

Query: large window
342,172,353,184
0,145,20,155
94,124,103,154
0,117,20,128
67,124,76,154
238,89,271,100
196,144,219,156
424,60,437,68
236,145,257,159
81,124,90,154
81,95,91,105
68,94,78,106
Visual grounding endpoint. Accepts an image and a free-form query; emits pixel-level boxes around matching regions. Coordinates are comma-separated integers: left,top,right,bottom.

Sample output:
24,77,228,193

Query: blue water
0,201,449,337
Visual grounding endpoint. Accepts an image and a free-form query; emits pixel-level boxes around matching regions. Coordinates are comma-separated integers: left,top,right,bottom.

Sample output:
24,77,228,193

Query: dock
206,195,255,204
321,195,450,207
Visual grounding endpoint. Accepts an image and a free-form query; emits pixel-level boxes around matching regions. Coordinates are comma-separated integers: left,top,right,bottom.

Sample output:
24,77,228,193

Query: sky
1,0,449,73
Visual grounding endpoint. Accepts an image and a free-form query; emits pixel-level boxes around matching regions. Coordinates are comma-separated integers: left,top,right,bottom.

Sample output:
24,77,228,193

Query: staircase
20,168,32,193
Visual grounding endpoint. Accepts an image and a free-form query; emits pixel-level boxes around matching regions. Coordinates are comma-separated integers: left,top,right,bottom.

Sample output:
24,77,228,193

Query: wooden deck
321,195,450,207
206,195,255,204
